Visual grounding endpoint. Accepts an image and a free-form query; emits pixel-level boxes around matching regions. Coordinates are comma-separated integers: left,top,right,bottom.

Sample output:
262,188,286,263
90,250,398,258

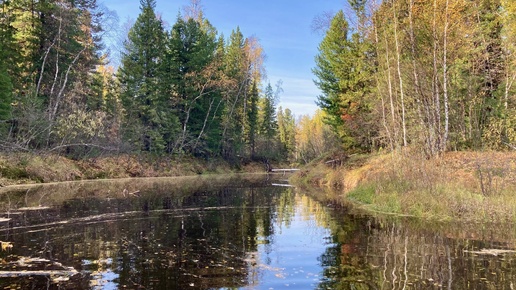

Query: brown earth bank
291,149,516,223
0,153,276,187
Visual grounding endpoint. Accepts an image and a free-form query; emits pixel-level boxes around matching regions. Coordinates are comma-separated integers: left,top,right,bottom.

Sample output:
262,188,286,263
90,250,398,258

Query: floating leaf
0,241,13,251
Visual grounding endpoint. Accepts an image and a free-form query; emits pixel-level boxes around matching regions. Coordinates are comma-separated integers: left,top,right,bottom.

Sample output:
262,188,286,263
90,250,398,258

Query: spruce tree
221,27,247,159
259,82,279,155
277,107,296,160
260,83,278,139
118,0,173,153
0,3,14,127
0,61,12,126
246,82,259,157
313,10,373,150
166,15,218,155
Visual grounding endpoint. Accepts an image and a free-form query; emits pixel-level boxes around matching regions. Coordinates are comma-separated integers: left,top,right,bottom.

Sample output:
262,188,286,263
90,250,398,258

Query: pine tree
118,0,172,153
166,15,219,155
221,27,248,159
246,82,259,157
0,61,13,127
259,82,280,155
313,10,374,150
0,1,14,128
277,107,296,160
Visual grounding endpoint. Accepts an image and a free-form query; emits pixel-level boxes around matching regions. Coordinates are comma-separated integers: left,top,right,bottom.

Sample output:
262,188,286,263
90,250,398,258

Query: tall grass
0,153,243,186
295,150,516,223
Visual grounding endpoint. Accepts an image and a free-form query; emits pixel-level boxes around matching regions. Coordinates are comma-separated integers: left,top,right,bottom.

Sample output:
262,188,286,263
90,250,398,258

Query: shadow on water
0,176,515,289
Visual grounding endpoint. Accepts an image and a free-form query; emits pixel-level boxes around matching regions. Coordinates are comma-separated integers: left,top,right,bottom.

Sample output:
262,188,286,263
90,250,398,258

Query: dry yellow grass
294,150,516,223
0,153,268,187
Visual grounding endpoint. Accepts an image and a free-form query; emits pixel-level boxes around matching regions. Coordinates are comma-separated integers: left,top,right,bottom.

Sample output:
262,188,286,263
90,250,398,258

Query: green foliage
0,0,111,152
118,0,174,153
165,15,221,155
347,184,375,204
260,82,278,139
254,81,284,160
246,82,260,157
220,27,247,157
277,107,296,160
313,10,374,150
310,0,515,155
0,62,12,123
0,0,287,164
0,1,16,135
0,164,30,180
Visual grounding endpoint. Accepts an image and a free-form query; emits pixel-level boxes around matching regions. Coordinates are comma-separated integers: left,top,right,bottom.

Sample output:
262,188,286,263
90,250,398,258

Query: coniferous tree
260,83,278,140
0,61,13,132
166,14,219,155
118,0,173,153
246,82,259,157
258,82,280,157
221,27,248,159
313,10,374,150
0,1,14,130
277,107,296,161
0,0,108,152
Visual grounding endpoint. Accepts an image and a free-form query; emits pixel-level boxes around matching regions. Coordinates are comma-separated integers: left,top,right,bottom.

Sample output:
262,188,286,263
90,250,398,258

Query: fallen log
270,169,300,173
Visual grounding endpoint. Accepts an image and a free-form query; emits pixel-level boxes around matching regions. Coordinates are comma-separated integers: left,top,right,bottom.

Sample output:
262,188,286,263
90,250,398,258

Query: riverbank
291,150,516,223
0,152,270,187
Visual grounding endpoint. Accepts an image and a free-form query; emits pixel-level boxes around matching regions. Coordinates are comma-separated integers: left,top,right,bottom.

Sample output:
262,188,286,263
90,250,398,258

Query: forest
0,0,304,164
0,0,514,169
314,0,516,156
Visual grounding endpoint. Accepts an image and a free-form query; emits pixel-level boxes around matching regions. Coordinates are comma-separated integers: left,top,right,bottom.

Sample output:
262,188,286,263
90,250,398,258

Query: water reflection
0,177,516,289
317,209,516,289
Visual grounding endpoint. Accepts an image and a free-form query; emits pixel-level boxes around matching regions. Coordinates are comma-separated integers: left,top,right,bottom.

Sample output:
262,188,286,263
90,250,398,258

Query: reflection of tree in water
317,213,516,289
0,184,296,289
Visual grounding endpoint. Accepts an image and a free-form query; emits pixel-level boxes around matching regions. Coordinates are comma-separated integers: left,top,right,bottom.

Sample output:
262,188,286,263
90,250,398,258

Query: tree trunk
393,1,407,147
432,0,441,156
442,0,450,152
383,29,398,149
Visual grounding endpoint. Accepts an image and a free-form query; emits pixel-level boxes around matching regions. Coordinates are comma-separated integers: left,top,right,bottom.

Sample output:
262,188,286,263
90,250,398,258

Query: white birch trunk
393,2,407,147
442,0,450,152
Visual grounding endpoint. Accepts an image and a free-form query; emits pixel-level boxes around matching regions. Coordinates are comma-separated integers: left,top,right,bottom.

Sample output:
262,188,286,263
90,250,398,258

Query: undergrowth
293,149,516,223
0,153,263,187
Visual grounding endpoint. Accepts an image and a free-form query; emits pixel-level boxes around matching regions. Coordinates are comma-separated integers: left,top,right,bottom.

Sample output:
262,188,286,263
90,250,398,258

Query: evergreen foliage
0,1,14,125
313,10,374,150
314,1,516,155
246,82,260,157
5,0,513,163
118,0,172,153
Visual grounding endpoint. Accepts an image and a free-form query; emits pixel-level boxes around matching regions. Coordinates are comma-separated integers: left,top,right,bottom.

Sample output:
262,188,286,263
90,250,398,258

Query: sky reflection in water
1,178,516,289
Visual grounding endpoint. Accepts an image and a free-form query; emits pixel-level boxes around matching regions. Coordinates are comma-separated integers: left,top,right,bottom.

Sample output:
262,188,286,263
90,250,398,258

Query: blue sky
101,0,345,117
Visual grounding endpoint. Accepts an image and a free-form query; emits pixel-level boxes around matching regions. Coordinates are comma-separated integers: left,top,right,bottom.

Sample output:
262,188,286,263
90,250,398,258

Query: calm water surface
0,176,516,289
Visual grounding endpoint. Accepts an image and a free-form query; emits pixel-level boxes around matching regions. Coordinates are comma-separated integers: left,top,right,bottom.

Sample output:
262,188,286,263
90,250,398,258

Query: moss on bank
0,153,270,187
292,150,516,223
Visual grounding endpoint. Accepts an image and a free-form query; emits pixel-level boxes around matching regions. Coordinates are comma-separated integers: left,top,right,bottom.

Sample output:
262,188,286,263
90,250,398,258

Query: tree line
0,0,304,164
314,0,516,156
7,0,502,166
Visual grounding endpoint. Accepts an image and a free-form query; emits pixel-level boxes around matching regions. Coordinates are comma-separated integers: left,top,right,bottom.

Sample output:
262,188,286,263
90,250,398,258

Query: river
0,175,515,289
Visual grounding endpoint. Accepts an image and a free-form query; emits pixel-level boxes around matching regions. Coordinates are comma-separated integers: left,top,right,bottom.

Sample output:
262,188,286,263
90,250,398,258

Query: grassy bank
0,153,269,187
292,150,516,223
